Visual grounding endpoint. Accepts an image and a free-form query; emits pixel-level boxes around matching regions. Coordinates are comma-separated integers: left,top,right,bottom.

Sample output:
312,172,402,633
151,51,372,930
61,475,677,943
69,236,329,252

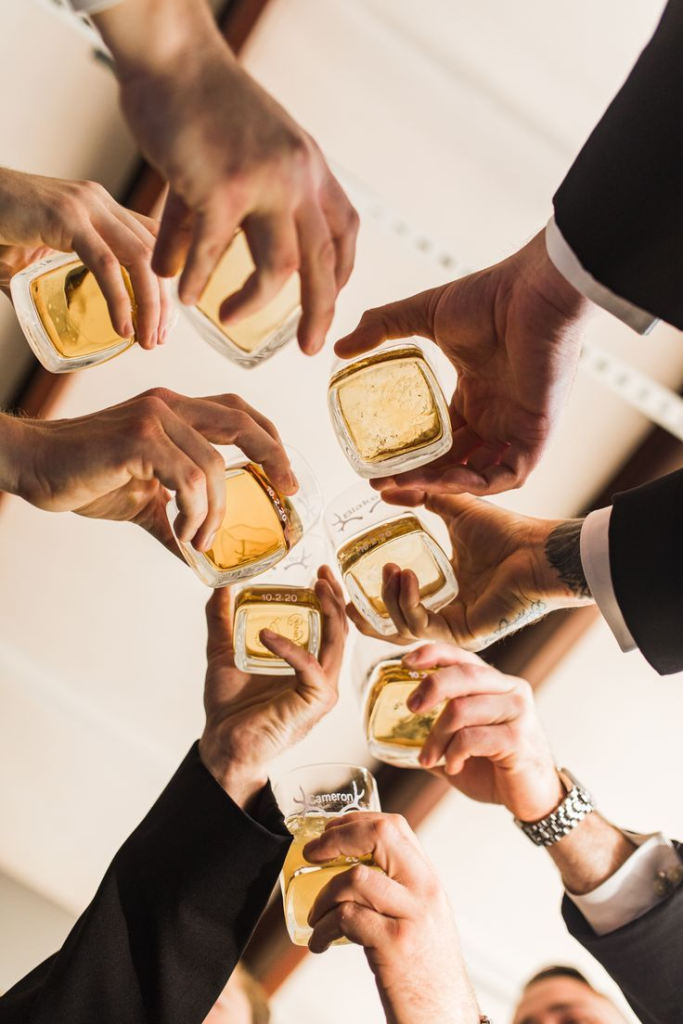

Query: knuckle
222,393,247,411
183,466,207,491
271,251,299,278
79,179,107,198
348,863,368,887
337,902,357,927
143,386,175,407
346,204,360,234
228,410,253,436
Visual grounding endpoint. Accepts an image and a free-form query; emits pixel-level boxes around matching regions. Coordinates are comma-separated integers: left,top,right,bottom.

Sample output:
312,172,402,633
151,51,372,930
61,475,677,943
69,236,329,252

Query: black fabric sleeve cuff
609,469,683,675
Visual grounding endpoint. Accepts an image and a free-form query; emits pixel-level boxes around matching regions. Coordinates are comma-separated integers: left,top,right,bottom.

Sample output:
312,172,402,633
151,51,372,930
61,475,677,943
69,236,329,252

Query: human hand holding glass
199,570,348,810
0,166,171,351
305,812,481,1023
335,230,591,497
93,0,359,356
347,491,593,649
275,763,381,946
0,389,295,557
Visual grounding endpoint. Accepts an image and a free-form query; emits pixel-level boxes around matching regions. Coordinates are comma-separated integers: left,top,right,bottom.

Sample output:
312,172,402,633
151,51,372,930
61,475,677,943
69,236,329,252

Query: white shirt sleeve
580,506,637,653
545,216,659,336
566,832,683,936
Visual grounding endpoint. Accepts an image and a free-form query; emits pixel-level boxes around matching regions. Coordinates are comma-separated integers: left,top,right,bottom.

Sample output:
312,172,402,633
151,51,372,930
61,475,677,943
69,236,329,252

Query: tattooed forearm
545,519,592,599
474,599,548,650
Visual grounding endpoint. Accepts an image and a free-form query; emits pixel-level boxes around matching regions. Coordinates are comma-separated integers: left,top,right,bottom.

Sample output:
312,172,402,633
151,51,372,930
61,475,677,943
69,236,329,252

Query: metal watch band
514,769,595,848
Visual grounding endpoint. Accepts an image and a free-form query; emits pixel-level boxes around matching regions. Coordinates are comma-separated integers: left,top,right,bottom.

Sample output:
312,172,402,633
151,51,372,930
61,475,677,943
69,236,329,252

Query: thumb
334,286,442,358
205,588,235,663
152,190,194,278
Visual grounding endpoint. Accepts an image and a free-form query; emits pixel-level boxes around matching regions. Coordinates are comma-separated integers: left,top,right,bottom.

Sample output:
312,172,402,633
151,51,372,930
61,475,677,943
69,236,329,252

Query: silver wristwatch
514,769,595,847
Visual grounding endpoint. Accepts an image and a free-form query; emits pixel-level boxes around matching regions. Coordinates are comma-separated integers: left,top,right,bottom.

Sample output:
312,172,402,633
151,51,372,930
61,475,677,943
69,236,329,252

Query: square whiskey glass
167,448,322,588
325,483,458,636
327,341,452,478
178,230,301,368
10,251,136,372
275,763,381,946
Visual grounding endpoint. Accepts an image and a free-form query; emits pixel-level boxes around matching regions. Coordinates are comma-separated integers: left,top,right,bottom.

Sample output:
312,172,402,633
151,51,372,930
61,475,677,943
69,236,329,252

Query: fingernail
124,320,135,339
261,629,278,642
408,692,423,712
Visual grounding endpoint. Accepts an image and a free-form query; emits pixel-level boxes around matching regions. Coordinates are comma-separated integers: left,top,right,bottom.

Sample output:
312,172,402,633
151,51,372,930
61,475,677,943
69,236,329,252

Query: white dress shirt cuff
580,507,637,653
567,832,683,936
545,216,659,336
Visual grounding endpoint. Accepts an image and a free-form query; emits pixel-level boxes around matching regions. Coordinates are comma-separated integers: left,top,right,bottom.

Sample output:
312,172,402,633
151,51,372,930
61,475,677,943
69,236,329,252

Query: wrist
94,0,228,80
509,765,566,823
533,517,593,605
520,229,591,326
549,813,637,896
0,415,31,498
198,735,268,811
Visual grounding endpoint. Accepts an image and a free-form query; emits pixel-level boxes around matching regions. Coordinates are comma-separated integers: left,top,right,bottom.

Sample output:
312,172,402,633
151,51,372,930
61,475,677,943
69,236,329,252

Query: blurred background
0,1,679,1020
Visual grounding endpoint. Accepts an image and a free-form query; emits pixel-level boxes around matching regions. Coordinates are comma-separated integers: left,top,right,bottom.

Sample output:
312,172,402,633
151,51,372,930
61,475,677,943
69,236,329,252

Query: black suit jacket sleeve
0,744,291,1024
553,0,683,328
562,842,683,1024
608,467,683,675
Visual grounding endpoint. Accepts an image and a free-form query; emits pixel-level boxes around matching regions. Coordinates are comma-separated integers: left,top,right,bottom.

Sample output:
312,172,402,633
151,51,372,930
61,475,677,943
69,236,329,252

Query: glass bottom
233,590,322,675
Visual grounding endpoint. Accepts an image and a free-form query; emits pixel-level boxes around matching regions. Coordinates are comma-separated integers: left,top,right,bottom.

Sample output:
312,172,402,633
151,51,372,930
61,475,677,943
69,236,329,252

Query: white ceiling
0,0,678,1019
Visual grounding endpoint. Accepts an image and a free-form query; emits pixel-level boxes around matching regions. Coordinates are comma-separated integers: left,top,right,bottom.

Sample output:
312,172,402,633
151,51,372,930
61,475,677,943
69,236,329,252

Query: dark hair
524,966,593,990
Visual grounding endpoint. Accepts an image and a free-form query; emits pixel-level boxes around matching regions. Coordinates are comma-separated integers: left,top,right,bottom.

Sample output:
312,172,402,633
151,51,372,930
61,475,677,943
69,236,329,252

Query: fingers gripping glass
232,533,329,675
177,230,302,368
168,448,322,588
275,764,381,946
10,252,137,372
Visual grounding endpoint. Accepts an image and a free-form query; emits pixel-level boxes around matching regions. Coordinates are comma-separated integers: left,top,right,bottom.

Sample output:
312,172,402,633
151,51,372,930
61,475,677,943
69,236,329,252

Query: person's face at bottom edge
203,971,253,1024
513,977,627,1024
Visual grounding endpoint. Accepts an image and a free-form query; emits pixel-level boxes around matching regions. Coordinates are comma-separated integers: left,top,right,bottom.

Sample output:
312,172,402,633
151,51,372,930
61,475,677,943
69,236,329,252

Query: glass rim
329,337,429,374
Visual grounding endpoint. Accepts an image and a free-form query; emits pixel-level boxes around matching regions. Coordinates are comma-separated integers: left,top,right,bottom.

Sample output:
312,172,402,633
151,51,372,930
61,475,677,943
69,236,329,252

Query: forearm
548,812,636,895
198,735,269,813
0,414,30,498
526,516,595,607
92,0,227,76
379,969,480,1024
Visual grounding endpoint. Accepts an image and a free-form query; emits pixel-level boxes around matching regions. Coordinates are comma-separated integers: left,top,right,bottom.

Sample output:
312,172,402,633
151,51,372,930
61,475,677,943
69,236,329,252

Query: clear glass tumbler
178,229,301,368
168,448,322,588
325,483,458,636
10,251,136,372
232,533,329,675
327,340,452,478
275,763,381,946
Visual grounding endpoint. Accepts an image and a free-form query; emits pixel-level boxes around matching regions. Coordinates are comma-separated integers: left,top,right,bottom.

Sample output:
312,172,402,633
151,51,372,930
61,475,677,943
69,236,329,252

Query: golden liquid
337,514,445,616
197,230,300,353
330,346,443,463
282,815,378,945
206,465,302,572
366,659,444,749
30,260,135,359
234,586,321,662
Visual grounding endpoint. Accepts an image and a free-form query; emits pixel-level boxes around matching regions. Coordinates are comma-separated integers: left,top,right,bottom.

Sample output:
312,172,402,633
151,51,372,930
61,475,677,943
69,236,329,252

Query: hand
305,813,480,1024
403,643,564,822
335,230,591,495
0,389,295,553
199,568,347,805
0,167,172,348
95,0,358,355
347,492,593,650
